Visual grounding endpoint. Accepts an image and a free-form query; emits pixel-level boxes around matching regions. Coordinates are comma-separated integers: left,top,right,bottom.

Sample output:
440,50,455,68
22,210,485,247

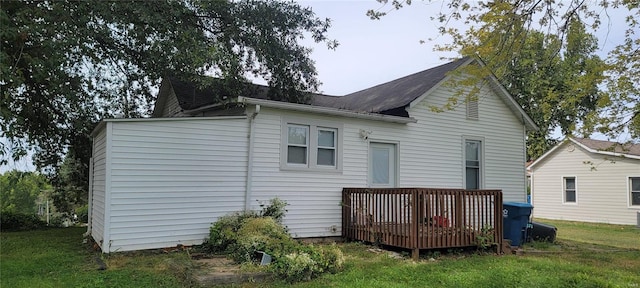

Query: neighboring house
88,57,537,253
529,137,640,225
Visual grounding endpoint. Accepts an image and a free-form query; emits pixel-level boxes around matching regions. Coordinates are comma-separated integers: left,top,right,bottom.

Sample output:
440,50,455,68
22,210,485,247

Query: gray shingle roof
329,57,470,115
167,57,470,117
572,137,640,157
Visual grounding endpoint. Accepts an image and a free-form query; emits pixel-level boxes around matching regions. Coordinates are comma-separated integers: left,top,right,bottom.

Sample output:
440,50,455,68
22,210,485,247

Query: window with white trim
563,177,576,203
630,177,640,206
465,139,482,190
317,128,336,166
282,120,341,171
286,125,309,165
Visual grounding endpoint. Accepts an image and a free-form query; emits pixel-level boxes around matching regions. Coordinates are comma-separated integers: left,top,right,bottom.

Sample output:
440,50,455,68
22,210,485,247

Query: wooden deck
342,188,503,259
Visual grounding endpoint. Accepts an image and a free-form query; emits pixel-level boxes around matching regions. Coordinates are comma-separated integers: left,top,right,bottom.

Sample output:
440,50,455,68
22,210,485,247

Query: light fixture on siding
359,129,372,140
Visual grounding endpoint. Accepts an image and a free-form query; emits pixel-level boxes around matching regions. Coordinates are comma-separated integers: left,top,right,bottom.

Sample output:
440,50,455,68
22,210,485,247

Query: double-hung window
563,177,576,203
465,139,482,190
282,120,341,171
630,177,640,207
317,128,337,166
286,125,309,165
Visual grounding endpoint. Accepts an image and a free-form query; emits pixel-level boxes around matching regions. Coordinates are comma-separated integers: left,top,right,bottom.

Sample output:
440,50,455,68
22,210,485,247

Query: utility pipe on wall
244,104,260,211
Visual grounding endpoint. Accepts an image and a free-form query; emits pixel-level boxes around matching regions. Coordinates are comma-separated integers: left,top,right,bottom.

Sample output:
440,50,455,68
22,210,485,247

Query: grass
0,227,191,288
533,218,640,249
1,221,639,288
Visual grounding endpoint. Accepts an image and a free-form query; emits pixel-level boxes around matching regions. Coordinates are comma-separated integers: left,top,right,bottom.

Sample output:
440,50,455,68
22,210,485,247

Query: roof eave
529,137,640,170
528,139,569,170
569,137,640,160
238,97,417,124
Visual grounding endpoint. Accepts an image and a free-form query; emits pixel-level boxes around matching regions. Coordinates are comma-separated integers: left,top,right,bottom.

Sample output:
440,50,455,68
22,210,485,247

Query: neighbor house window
282,119,342,171
465,139,482,189
630,177,640,206
563,177,576,203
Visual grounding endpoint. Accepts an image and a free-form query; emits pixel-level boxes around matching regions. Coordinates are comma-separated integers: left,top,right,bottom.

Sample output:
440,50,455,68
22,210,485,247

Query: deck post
411,248,419,260
411,189,419,260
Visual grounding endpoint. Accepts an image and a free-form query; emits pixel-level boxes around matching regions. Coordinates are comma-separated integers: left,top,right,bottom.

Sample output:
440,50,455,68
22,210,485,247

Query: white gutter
90,116,247,137
238,96,417,124
244,105,260,210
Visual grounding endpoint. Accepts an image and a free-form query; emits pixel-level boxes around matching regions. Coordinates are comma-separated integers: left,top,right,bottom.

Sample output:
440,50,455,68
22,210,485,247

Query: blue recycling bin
503,202,533,247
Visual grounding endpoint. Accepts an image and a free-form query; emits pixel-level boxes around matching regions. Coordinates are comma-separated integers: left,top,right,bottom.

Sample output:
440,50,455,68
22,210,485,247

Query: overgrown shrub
230,217,297,263
0,211,47,231
258,198,288,224
206,198,344,282
207,210,258,253
273,244,345,282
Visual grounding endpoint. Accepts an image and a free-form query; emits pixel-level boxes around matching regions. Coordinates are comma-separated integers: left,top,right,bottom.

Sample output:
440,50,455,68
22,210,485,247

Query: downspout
245,104,260,211
524,124,528,203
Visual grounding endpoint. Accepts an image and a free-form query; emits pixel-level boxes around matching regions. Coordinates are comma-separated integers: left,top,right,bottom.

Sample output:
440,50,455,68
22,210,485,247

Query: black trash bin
528,222,557,242
503,202,533,247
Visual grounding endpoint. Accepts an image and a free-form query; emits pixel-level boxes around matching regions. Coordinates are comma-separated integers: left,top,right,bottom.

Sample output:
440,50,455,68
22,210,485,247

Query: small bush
0,211,47,231
48,213,70,227
258,198,288,224
272,244,345,282
277,252,318,281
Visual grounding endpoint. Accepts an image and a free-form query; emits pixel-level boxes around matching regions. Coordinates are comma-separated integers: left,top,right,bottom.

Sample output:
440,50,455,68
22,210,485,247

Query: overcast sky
0,1,630,172
301,0,627,95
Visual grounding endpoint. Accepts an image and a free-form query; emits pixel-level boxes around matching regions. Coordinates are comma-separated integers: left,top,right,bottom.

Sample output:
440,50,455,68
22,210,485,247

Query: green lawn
1,222,639,288
534,218,640,249
0,227,190,288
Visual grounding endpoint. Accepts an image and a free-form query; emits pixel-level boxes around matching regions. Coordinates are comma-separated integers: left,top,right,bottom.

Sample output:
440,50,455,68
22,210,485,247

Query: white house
529,137,640,225
88,57,537,253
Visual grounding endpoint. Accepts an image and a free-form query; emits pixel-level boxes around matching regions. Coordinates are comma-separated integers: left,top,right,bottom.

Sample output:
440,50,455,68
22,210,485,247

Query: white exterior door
369,142,396,187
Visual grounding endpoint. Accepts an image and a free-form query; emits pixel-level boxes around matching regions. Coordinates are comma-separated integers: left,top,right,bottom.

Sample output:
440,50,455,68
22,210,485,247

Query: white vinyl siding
161,91,183,117
90,127,107,248
531,142,640,225
93,117,249,252
406,77,526,202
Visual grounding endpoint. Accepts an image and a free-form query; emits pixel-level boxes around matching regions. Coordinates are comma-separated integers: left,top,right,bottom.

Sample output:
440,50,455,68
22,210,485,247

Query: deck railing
342,188,503,259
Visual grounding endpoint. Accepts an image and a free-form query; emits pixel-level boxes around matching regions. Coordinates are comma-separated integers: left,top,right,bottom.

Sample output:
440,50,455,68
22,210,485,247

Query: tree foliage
1,0,335,165
498,21,606,159
1,0,336,207
0,170,51,214
368,0,639,155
